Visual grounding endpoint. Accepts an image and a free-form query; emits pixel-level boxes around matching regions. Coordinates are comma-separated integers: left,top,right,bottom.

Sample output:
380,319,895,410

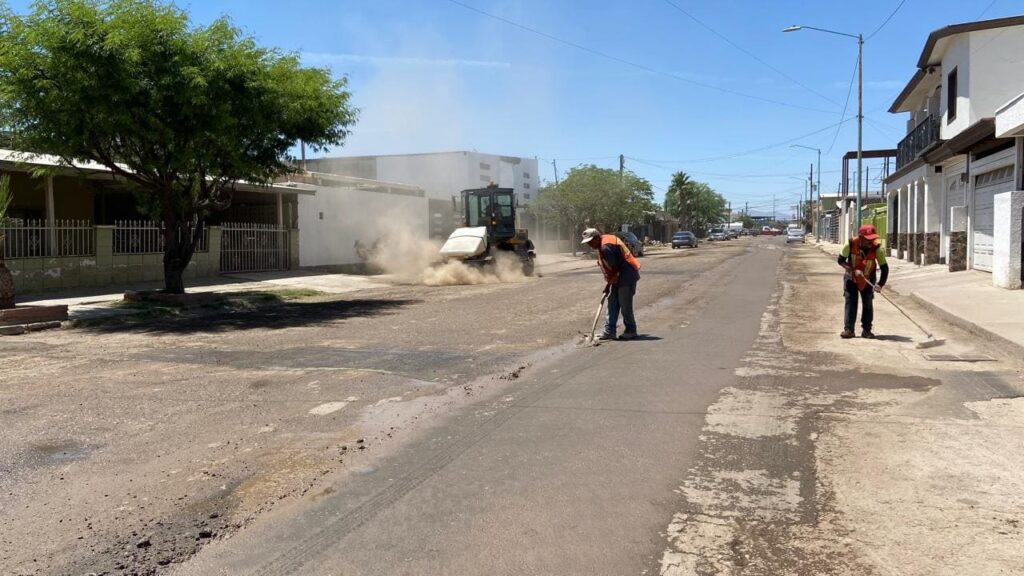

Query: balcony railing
896,114,941,170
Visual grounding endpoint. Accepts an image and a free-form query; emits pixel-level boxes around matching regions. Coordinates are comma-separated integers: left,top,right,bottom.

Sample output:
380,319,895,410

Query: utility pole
552,159,560,186
728,201,731,225
745,201,748,218
772,194,776,224
619,154,625,185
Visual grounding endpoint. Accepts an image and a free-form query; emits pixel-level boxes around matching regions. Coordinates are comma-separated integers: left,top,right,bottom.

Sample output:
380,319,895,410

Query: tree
0,0,357,293
739,214,755,230
532,165,656,255
0,174,13,308
666,171,727,237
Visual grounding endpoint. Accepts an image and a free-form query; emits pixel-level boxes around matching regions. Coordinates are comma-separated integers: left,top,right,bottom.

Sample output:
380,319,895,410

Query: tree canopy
532,165,656,253
0,0,357,292
663,171,727,236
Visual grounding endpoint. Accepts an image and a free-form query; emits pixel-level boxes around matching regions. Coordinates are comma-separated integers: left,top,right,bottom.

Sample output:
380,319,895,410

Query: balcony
896,114,941,170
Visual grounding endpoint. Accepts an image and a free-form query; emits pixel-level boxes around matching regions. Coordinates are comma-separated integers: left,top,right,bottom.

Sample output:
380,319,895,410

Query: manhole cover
923,353,996,362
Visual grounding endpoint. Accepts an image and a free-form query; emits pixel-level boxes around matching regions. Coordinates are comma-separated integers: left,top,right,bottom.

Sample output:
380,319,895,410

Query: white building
290,172,427,268
305,152,540,239
885,15,1024,288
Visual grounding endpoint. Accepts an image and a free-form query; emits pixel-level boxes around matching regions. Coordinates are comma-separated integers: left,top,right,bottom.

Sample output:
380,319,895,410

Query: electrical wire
866,0,909,40
659,0,839,107
443,0,837,114
826,54,859,155
623,116,855,164
977,0,998,19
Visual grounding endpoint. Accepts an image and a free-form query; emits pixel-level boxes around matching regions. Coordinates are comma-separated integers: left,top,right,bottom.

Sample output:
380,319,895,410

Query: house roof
0,149,316,195
889,15,1024,113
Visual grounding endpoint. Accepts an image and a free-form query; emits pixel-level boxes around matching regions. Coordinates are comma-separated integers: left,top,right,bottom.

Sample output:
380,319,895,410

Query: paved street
4,237,1024,575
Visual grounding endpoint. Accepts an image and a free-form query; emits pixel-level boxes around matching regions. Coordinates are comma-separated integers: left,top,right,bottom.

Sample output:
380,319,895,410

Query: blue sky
7,0,1023,216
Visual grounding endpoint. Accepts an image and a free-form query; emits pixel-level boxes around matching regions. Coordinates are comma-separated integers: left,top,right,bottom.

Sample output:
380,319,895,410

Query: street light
784,24,863,238
791,144,821,242
788,176,808,224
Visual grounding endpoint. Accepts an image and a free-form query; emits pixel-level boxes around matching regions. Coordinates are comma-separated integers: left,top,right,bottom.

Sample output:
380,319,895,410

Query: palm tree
0,174,15,309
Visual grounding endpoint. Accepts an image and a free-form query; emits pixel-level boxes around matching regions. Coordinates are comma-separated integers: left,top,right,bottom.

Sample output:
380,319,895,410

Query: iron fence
219,222,289,273
113,220,208,255
1,219,95,259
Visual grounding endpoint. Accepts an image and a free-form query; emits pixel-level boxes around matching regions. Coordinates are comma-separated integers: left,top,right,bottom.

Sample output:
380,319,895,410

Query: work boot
619,331,638,341
595,333,616,342
840,329,855,339
861,330,875,339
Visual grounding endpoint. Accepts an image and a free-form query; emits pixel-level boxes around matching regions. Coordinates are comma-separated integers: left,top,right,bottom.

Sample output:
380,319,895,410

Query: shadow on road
873,334,915,343
75,298,419,335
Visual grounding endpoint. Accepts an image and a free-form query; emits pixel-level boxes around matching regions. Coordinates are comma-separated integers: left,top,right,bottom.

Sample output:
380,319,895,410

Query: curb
907,292,1024,356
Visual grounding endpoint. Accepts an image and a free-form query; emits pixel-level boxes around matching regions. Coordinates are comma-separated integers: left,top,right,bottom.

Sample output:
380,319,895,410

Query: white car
786,227,805,243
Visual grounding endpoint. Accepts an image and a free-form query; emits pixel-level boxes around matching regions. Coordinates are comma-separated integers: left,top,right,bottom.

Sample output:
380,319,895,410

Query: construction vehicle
439,183,536,276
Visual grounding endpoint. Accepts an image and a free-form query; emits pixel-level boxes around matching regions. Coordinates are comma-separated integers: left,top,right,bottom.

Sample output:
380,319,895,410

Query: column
46,176,56,257
923,174,941,264
992,191,1023,289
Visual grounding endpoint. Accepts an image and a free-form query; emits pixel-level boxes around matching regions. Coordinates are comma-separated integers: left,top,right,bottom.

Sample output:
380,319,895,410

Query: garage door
972,165,1014,272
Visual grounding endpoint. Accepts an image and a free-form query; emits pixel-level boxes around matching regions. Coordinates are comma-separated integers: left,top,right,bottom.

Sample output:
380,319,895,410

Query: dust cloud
359,219,527,286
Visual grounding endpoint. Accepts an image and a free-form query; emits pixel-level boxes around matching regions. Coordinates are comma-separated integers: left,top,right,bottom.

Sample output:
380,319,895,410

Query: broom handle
867,280,934,339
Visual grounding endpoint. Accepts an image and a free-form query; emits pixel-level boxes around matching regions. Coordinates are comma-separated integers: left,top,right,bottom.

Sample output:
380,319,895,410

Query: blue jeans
605,282,637,336
844,279,874,332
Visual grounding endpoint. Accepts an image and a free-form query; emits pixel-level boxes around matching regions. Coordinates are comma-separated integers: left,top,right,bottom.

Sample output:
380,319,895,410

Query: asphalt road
1,239,750,575
176,239,783,575
6,237,1024,575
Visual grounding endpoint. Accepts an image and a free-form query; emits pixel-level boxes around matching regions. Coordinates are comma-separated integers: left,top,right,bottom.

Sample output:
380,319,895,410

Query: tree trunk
0,236,15,309
162,217,196,294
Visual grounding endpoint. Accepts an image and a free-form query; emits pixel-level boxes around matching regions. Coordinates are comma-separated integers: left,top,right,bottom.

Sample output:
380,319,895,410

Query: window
523,172,531,179
523,183,530,189
523,193,531,200
947,68,958,122
479,162,491,170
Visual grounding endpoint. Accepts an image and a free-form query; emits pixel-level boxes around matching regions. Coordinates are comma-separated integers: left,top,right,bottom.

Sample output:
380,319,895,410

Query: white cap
580,228,601,245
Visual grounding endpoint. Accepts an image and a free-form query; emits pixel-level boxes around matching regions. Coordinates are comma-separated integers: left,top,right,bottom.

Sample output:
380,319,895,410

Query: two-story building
885,15,1024,289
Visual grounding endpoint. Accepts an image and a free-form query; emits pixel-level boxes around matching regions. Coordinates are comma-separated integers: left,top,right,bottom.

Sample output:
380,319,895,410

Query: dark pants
606,281,637,336
844,279,874,332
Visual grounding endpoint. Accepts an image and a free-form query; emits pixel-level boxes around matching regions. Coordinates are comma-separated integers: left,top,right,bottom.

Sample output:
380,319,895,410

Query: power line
977,0,998,19
659,0,839,107
826,54,860,155
866,0,909,40
443,0,837,114
624,116,855,164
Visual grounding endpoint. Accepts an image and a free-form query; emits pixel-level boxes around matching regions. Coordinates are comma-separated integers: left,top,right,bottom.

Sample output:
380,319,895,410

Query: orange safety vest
850,236,880,291
597,234,641,284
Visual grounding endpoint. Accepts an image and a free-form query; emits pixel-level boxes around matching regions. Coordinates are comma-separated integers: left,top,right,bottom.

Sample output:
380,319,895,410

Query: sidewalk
817,240,1024,352
16,251,600,321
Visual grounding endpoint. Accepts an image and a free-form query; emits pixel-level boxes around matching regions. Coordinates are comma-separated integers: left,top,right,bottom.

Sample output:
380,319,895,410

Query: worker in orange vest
838,224,889,339
581,228,642,341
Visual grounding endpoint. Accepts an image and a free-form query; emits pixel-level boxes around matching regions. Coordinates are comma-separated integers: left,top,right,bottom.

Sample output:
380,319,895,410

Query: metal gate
219,222,289,273
972,165,1014,272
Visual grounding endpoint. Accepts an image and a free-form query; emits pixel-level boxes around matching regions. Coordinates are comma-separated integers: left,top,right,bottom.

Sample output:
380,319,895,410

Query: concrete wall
297,184,429,268
992,190,1023,288
8,226,221,294
968,27,1024,128
941,35,972,138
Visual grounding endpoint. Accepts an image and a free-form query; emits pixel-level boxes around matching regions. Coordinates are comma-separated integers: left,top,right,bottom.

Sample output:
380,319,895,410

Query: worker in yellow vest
838,224,889,339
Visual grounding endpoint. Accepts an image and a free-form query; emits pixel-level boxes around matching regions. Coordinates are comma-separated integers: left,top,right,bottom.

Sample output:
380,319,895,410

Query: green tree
0,0,357,293
739,213,755,230
532,165,655,254
666,171,727,237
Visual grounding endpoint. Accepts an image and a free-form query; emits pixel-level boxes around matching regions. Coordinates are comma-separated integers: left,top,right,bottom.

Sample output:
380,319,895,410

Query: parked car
616,231,644,257
786,227,805,244
671,231,698,249
708,228,728,241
